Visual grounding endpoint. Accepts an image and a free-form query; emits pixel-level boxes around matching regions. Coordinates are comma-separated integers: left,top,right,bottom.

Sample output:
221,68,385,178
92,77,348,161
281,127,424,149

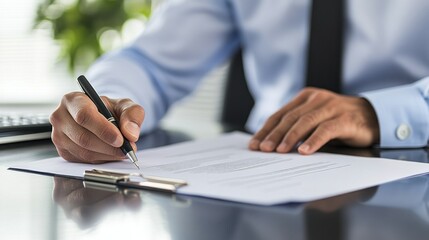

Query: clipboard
83,169,188,193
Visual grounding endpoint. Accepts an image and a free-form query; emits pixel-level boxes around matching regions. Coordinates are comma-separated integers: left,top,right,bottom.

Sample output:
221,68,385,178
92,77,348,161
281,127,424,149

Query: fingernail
113,136,123,147
249,139,260,148
277,143,287,152
261,141,275,151
125,122,140,139
299,144,310,153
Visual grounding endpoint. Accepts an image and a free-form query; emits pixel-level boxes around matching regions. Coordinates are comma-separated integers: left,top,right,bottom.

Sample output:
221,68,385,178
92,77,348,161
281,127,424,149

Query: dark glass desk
1,129,429,240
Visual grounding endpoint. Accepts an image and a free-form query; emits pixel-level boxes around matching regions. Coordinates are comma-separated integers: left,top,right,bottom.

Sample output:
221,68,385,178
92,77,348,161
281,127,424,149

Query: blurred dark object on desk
0,108,52,144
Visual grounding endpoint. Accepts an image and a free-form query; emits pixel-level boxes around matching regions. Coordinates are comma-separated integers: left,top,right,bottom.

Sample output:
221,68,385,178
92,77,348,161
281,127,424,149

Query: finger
59,110,125,157
55,132,126,163
108,98,145,143
298,119,343,155
249,90,311,150
63,93,123,147
258,107,306,152
259,97,330,152
51,126,84,161
276,106,336,153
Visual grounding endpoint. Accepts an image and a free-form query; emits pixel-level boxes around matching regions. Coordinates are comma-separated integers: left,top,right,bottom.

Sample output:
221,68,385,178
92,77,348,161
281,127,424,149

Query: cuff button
396,124,411,140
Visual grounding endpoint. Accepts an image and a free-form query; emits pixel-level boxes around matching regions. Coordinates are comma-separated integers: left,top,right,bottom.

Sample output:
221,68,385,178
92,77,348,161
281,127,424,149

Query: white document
9,132,429,205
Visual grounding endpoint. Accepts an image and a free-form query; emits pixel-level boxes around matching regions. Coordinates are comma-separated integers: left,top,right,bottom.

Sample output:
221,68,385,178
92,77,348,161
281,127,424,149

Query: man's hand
53,177,141,229
249,87,380,154
50,92,145,163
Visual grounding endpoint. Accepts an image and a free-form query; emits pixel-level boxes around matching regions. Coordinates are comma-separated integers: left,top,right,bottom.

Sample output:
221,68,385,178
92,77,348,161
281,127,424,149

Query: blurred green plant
34,0,152,74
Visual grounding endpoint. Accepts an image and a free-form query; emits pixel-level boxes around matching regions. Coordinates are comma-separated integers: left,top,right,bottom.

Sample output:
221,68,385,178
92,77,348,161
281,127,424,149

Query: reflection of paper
9,132,429,205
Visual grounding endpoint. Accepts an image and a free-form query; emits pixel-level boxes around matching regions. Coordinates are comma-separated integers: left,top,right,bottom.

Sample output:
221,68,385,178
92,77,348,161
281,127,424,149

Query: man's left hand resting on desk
50,92,144,163
249,88,380,155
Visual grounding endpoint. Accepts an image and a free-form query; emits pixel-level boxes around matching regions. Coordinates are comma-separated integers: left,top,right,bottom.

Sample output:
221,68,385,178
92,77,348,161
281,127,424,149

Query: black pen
77,75,140,170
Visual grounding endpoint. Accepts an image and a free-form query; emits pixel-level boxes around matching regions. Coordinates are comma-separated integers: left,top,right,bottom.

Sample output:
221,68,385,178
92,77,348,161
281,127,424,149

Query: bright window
0,0,75,104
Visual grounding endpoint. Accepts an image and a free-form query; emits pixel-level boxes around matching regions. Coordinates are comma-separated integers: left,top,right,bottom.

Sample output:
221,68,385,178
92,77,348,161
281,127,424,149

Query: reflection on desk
1,128,429,239
50,173,429,240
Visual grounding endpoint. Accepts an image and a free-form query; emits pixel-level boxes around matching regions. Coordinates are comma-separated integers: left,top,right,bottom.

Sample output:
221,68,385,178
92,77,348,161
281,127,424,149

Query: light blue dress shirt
87,0,429,148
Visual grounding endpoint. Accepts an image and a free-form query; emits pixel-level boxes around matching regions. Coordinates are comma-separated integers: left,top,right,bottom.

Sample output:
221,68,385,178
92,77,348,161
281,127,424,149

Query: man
50,0,429,163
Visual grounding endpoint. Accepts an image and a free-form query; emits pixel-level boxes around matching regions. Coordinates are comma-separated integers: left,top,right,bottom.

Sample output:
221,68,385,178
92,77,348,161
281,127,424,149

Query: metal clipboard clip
83,169,187,193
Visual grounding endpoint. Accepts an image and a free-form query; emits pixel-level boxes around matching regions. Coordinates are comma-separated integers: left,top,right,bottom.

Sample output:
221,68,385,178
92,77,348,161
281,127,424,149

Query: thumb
103,97,145,142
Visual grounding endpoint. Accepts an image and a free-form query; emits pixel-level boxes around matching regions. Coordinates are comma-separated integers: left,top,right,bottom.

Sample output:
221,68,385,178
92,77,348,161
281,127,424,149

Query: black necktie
305,0,345,93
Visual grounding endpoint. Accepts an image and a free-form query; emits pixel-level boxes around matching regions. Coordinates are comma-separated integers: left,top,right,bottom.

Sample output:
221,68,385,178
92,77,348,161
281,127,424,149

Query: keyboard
0,113,52,144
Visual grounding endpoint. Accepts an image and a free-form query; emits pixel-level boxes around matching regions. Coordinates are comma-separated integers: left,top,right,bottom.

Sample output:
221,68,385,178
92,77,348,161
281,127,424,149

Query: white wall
0,0,77,104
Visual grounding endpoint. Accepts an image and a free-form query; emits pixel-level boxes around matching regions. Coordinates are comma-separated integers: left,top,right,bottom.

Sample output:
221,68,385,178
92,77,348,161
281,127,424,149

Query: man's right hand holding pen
49,93,145,163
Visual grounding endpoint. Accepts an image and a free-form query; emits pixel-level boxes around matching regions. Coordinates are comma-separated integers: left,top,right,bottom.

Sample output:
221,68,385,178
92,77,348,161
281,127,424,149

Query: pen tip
127,151,140,170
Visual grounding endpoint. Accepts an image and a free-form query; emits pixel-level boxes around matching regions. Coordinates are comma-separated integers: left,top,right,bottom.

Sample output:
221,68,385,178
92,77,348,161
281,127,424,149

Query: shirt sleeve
86,0,239,133
361,77,429,148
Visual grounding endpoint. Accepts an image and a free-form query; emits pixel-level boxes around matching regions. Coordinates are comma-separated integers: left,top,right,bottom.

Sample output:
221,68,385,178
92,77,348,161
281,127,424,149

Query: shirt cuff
360,80,429,148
